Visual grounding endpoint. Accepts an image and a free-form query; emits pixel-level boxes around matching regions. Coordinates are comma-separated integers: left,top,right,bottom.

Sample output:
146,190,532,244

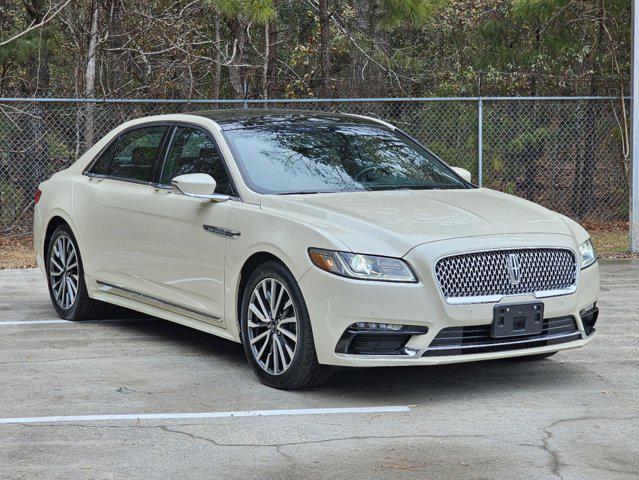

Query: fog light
352,322,403,331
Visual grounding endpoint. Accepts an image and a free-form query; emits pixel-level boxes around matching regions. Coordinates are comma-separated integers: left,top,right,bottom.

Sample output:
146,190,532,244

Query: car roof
182,109,393,130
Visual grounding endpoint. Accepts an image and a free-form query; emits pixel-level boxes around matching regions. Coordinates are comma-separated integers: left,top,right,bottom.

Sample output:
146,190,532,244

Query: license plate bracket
491,302,544,338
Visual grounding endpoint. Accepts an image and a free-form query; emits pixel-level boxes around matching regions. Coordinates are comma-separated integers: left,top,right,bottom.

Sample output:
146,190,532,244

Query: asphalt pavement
0,263,637,479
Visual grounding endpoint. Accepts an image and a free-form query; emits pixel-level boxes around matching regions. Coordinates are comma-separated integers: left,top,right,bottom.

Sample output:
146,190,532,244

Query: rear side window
160,126,232,195
89,139,118,175
107,126,167,182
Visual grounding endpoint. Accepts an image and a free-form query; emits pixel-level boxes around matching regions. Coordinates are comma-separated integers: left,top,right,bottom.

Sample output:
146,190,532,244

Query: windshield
223,121,470,194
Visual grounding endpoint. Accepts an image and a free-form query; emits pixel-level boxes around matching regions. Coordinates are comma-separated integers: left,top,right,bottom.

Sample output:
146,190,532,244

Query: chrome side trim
423,330,581,353
96,281,222,323
203,224,241,238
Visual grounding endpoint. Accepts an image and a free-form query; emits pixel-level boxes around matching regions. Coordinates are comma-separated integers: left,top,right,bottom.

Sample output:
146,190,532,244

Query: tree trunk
106,0,124,95
368,0,389,96
266,19,277,98
263,22,269,99
84,0,100,148
349,0,370,97
227,16,248,99
212,11,221,99
319,0,331,96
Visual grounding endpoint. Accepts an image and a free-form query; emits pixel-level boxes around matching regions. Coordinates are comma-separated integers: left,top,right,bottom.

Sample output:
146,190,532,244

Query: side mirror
452,167,472,183
171,173,229,202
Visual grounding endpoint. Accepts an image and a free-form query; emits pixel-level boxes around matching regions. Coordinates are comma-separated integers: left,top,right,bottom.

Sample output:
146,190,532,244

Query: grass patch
583,221,635,259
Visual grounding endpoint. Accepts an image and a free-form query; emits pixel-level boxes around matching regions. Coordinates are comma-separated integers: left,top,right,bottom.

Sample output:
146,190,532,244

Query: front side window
160,126,232,195
108,126,167,182
223,122,470,194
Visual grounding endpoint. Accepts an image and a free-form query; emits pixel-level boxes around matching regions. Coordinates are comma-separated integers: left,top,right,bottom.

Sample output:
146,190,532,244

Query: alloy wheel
247,278,298,375
49,234,79,309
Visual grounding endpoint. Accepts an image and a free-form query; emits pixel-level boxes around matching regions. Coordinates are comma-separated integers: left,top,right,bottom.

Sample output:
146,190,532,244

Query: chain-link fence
0,96,629,235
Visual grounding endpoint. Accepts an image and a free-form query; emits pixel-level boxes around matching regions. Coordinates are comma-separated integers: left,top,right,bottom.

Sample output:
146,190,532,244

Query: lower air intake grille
347,334,412,355
422,316,580,356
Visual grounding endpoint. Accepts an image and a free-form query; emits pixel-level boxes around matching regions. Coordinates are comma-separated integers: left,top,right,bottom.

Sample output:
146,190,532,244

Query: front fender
223,201,349,340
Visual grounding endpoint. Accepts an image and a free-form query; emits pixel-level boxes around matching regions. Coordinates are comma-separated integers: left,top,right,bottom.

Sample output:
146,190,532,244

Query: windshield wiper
278,191,324,195
365,185,437,191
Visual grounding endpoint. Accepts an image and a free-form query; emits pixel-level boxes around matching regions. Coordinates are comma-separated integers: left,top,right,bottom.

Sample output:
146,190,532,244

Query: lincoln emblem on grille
506,253,521,286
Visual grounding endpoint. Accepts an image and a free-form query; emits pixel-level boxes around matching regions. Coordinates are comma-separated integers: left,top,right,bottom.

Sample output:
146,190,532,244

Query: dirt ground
0,222,636,270
0,236,37,269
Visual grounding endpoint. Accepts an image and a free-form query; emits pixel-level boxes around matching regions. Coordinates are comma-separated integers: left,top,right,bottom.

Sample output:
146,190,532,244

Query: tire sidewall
46,225,87,320
240,261,314,389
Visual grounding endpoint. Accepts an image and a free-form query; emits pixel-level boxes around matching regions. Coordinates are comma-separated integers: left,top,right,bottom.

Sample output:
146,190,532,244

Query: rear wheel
240,261,330,390
46,225,105,320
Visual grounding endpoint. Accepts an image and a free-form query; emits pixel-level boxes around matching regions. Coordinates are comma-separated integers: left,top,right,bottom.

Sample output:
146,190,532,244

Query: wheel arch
233,249,306,339
43,213,75,261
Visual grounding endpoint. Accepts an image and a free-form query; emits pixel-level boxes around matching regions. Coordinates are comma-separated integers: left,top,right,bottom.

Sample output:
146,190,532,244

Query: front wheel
240,261,330,390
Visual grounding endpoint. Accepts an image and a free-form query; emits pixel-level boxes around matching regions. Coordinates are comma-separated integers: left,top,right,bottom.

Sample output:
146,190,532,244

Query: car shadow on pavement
320,359,588,404
100,312,587,404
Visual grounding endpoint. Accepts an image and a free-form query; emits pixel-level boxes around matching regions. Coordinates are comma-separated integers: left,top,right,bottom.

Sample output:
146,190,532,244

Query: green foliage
209,0,276,24
380,0,441,29
0,0,631,99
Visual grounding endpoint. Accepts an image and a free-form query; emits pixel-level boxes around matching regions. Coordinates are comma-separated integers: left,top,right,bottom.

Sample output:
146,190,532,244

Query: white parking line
0,319,71,325
0,406,411,425
0,318,154,326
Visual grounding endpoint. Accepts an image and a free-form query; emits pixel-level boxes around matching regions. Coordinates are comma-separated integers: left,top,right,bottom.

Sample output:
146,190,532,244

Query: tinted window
223,122,469,194
160,126,232,195
109,126,166,182
89,139,118,175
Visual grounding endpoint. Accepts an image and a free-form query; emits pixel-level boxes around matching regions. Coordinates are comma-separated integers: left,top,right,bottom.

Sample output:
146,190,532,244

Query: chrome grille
435,248,577,303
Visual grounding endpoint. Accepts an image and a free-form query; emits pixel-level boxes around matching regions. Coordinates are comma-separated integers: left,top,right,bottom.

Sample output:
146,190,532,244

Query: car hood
260,188,574,257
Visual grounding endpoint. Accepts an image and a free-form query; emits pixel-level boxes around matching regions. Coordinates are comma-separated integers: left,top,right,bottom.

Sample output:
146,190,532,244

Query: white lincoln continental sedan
33,110,600,389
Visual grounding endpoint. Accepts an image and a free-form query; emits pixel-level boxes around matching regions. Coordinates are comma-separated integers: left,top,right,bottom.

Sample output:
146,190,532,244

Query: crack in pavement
11,414,639,476
538,415,639,480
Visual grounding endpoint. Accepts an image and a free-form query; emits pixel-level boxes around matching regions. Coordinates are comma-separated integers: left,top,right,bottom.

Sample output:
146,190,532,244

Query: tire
240,260,331,390
509,352,557,361
46,224,106,321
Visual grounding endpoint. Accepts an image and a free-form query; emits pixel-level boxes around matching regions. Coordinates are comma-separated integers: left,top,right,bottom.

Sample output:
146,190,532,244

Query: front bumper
298,234,600,367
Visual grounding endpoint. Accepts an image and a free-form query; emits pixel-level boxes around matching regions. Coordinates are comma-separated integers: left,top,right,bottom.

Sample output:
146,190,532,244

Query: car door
137,125,236,325
74,125,168,290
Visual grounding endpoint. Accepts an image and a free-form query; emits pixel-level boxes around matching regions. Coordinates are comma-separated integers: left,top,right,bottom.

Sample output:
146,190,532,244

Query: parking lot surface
0,263,638,480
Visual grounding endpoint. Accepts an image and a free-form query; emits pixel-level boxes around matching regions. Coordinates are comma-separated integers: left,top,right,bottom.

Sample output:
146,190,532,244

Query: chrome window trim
431,246,580,305
85,173,154,187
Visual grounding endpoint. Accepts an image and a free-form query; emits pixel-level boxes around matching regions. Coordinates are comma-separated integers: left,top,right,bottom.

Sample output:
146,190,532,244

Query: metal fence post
478,97,483,187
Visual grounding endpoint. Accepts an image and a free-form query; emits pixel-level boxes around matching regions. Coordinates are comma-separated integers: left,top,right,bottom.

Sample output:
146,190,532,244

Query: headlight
308,248,417,283
579,238,596,269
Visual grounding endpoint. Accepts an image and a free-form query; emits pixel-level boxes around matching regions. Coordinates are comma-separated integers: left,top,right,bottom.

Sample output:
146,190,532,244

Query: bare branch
0,0,72,47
